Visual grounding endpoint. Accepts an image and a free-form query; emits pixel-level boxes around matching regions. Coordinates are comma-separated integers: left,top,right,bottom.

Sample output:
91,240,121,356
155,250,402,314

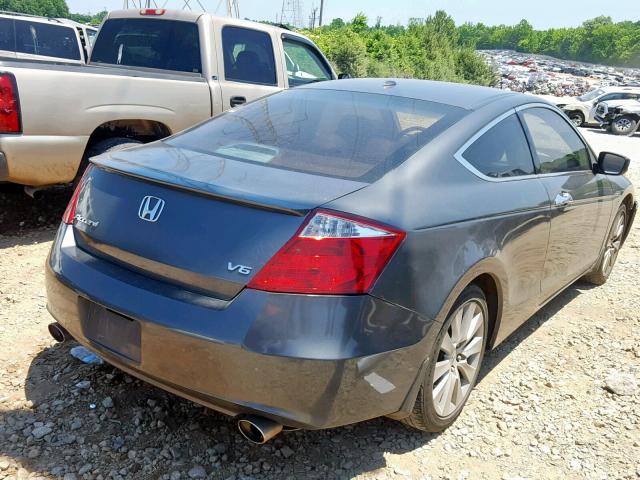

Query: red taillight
140,8,165,15
62,166,92,225
248,209,405,294
0,73,21,134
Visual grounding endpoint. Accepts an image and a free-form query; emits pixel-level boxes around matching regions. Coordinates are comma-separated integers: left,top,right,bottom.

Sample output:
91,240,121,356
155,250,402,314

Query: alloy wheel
432,300,485,417
614,118,633,132
602,211,626,277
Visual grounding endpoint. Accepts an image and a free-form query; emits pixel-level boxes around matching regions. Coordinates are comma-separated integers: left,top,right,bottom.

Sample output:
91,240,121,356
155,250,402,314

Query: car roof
107,9,296,37
599,85,640,93
301,78,526,110
0,12,74,28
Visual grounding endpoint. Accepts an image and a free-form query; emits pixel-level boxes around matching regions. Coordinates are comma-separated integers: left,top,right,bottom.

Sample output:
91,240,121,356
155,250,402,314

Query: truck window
283,38,331,87
91,19,201,74
86,29,97,47
222,26,276,86
0,18,15,52
14,20,81,60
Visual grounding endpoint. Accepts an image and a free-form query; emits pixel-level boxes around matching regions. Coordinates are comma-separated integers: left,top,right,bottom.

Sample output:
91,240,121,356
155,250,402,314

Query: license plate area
80,299,141,363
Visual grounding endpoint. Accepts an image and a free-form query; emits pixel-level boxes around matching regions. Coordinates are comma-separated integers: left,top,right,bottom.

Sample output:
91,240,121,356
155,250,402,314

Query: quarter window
222,26,276,86
461,114,535,179
521,108,591,174
283,38,331,87
0,18,15,52
14,20,80,61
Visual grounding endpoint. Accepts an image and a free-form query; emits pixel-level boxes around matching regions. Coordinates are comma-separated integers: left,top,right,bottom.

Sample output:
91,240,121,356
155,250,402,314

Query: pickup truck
0,11,97,64
0,8,336,187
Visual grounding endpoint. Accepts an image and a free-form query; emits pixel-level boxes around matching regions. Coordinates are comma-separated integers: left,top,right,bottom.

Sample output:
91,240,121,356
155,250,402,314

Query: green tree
0,0,69,17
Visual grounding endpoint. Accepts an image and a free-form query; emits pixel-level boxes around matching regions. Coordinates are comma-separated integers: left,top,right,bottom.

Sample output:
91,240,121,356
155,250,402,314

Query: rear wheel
583,205,627,285
567,111,585,127
610,115,637,136
74,137,142,186
402,285,488,432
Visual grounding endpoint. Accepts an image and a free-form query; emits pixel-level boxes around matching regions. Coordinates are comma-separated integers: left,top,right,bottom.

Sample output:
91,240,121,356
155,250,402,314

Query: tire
610,115,637,136
582,204,628,285
567,111,585,128
401,285,489,432
74,137,143,185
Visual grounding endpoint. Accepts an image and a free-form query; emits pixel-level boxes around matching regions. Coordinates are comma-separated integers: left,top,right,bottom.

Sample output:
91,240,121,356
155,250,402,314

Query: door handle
230,96,246,107
554,191,573,207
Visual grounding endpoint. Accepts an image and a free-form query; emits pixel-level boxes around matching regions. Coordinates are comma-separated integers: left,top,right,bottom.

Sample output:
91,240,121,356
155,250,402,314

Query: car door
214,24,284,110
455,111,551,341
518,106,613,300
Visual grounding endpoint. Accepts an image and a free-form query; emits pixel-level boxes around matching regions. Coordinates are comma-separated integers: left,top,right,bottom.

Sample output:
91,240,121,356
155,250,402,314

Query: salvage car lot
0,129,639,479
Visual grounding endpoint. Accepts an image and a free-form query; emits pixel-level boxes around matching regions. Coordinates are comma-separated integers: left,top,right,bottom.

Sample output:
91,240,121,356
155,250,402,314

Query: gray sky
66,0,640,29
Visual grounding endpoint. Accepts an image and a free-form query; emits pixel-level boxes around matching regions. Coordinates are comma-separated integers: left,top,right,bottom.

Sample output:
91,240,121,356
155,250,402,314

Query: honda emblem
138,196,165,222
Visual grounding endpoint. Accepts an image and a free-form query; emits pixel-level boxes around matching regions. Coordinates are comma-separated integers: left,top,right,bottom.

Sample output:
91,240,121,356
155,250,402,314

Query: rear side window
168,88,467,182
461,114,535,179
0,18,15,52
520,108,591,173
15,20,80,60
91,19,201,73
222,26,276,86
283,38,331,87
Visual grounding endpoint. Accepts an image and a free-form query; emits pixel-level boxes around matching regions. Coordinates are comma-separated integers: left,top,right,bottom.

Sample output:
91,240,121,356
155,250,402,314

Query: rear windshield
90,18,201,73
167,89,467,182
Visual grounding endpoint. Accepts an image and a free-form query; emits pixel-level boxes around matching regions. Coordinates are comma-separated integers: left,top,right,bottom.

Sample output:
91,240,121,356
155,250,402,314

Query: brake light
0,73,21,134
62,166,93,224
248,210,405,294
140,8,165,15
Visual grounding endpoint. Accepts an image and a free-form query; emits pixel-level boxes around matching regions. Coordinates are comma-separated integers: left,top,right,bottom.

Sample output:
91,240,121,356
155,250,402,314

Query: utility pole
318,0,324,26
309,7,317,29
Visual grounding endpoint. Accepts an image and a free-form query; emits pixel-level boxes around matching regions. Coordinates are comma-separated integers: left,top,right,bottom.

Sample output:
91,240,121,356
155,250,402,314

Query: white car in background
0,11,96,64
538,86,640,127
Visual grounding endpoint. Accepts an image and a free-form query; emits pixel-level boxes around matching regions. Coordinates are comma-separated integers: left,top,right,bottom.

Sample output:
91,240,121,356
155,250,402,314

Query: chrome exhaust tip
237,415,283,444
48,322,69,342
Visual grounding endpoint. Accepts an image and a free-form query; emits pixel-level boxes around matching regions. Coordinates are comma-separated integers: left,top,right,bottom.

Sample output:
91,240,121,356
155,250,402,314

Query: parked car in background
0,8,335,188
548,86,640,127
595,99,640,136
0,11,96,64
46,79,636,443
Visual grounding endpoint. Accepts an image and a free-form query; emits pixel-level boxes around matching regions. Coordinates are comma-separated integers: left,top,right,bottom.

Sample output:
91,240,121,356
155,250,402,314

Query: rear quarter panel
325,99,553,347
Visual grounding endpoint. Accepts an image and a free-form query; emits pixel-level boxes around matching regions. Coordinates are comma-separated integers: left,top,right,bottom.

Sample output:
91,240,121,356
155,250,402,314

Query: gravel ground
0,128,638,480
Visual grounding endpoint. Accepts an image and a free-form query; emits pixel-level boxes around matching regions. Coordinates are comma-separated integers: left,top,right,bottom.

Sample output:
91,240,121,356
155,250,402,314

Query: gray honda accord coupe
46,79,636,443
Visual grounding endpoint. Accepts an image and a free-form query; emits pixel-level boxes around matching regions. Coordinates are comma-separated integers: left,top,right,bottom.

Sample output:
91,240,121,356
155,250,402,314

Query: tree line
459,17,640,68
302,11,498,86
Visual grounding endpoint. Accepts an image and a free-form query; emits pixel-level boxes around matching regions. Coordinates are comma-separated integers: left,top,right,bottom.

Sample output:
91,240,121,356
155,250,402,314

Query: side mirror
338,73,351,79
597,151,630,175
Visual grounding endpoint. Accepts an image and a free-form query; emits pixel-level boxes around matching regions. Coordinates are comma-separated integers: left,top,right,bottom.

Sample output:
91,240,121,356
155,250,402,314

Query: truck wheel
567,111,584,127
74,137,142,185
610,116,638,136
401,285,488,432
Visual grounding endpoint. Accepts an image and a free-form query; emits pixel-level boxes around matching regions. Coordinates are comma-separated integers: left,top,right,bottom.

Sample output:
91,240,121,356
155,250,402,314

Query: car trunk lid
72,143,367,299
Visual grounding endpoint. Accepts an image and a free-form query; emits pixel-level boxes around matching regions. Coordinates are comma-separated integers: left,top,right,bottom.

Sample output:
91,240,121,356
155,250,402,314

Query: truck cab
91,9,336,112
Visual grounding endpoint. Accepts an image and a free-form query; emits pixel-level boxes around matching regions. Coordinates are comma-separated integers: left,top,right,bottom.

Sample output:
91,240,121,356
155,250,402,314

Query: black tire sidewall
612,116,637,136
419,284,489,430
569,112,584,127
74,137,142,185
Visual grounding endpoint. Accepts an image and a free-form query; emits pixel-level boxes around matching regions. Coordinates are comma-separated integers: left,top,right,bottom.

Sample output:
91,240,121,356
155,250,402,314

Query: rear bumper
0,134,88,185
46,224,435,429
